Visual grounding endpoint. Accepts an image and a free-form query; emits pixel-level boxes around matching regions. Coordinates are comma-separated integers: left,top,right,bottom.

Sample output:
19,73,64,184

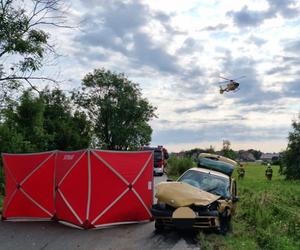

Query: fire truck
142,146,169,176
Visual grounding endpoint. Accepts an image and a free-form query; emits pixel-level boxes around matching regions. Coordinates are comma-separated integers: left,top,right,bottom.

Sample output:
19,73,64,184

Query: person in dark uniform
265,163,273,180
237,163,245,180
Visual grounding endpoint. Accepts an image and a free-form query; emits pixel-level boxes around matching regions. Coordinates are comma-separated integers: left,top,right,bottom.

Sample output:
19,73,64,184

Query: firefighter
237,163,245,180
265,163,273,180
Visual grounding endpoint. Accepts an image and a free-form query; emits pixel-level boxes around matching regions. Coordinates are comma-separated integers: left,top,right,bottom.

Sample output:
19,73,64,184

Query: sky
40,0,300,152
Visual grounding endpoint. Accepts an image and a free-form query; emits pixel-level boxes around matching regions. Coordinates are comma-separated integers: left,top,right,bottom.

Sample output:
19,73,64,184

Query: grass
197,164,300,250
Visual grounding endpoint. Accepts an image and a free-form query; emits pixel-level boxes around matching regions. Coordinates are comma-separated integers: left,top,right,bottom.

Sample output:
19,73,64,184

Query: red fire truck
143,146,169,176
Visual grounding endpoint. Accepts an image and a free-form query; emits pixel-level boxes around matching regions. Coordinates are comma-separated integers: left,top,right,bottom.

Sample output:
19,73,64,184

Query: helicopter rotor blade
219,76,231,81
218,80,230,84
232,76,246,81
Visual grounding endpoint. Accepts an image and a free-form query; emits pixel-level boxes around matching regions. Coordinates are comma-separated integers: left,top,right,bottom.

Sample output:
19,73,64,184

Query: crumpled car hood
155,182,220,208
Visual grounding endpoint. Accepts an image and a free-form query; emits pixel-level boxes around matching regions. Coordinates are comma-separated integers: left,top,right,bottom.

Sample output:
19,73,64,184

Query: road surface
0,175,199,250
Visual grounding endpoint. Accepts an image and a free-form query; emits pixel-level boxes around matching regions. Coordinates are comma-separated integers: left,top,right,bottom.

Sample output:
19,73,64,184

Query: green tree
280,115,300,179
0,0,69,104
221,140,238,160
222,149,238,160
41,88,92,150
248,149,262,160
0,88,92,194
0,91,46,154
73,68,157,149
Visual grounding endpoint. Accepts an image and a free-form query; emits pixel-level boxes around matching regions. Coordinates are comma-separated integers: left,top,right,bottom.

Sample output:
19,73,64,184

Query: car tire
154,221,164,232
219,210,231,235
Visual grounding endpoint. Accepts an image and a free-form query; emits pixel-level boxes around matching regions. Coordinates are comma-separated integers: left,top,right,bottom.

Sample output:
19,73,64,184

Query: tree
248,149,262,160
41,88,92,150
0,88,92,194
0,88,92,152
73,68,157,149
280,114,300,179
221,140,238,160
0,0,69,104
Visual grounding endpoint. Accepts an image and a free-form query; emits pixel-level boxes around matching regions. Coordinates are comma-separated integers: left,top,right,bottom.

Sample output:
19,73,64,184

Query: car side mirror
166,179,173,182
232,196,239,202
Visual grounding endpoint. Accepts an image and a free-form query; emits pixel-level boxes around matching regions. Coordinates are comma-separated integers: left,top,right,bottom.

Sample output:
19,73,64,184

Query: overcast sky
47,0,300,152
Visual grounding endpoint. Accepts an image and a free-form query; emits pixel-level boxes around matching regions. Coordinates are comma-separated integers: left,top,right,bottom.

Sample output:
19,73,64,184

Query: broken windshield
178,170,230,198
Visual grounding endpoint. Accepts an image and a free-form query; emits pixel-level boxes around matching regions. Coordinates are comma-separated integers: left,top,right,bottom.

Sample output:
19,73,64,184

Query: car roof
185,167,230,180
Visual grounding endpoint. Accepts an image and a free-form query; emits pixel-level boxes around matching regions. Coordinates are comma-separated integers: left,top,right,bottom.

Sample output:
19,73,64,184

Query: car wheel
155,221,164,232
219,210,231,235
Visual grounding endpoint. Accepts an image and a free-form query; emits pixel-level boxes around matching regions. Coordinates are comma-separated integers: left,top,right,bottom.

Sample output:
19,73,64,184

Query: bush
167,156,195,177
280,115,300,179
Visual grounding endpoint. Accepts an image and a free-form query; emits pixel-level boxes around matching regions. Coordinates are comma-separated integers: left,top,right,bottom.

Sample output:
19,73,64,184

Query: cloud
219,52,281,104
284,39,300,53
74,0,184,75
130,32,181,74
177,38,204,55
248,35,267,47
48,0,300,152
265,66,291,75
267,0,299,18
152,124,288,144
175,103,217,114
227,6,272,28
200,23,228,32
227,0,299,28
282,78,300,97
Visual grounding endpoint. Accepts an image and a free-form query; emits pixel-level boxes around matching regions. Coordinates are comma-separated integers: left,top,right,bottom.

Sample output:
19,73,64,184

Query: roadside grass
197,164,300,250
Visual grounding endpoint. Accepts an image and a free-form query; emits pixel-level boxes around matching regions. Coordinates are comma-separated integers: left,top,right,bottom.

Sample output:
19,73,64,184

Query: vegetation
0,89,92,153
72,68,156,149
222,149,238,161
167,155,196,178
197,164,300,250
0,0,68,104
280,114,300,179
175,147,263,162
0,88,92,196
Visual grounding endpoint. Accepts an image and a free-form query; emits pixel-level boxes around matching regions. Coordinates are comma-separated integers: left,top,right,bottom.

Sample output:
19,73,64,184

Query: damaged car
151,154,238,234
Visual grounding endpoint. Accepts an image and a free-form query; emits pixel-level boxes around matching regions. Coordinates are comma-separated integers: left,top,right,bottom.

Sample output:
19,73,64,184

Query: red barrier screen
2,151,56,220
2,149,153,229
90,150,153,228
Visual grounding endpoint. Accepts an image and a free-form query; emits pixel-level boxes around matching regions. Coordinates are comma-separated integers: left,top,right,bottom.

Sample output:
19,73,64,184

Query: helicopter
219,75,245,94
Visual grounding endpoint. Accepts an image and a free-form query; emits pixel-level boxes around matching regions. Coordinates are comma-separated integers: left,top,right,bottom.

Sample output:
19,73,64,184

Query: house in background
238,150,256,162
260,153,280,163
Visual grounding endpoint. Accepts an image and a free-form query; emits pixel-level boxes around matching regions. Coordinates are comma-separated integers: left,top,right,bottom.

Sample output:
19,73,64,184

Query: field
198,164,300,250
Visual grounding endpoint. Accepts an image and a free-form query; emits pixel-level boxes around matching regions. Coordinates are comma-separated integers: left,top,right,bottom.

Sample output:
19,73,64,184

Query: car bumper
151,204,220,229
154,168,163,175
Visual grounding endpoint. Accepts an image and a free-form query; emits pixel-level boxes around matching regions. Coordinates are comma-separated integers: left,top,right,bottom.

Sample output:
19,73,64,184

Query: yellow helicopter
219,76,245,94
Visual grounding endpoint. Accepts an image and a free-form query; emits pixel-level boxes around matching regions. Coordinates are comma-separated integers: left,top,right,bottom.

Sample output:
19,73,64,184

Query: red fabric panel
89,152,128,225
92,150,152,183
2,149,153,228
2,152,55,219
55,150,86,184
95,190,149,225
55,150,88,227
4,191,51,219
91,150,153,227
131,155,153,213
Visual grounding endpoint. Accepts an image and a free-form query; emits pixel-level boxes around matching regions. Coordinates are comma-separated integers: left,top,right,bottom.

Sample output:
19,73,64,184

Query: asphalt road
0,175,199,250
